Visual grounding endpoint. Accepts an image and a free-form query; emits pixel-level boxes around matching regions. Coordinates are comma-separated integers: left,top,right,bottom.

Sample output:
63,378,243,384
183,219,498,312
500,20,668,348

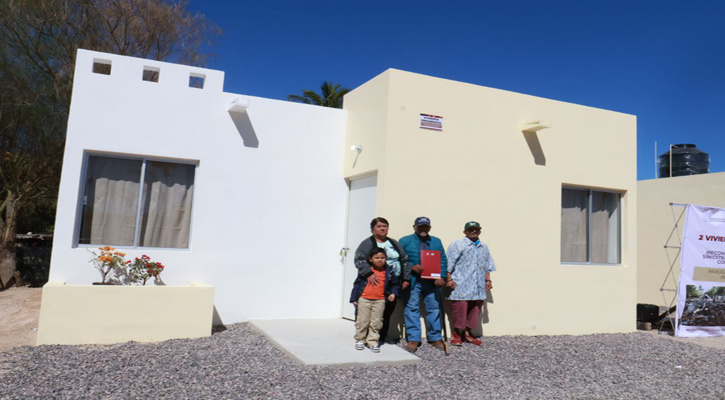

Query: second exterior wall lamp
521,121,551,133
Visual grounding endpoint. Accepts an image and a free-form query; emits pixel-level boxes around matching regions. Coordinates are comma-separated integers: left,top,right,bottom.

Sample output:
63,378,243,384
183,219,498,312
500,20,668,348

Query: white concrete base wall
49,50,348,325
37,282,215,345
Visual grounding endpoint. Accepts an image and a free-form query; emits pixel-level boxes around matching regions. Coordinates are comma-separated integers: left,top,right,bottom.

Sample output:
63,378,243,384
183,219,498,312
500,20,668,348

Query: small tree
288,81,350,109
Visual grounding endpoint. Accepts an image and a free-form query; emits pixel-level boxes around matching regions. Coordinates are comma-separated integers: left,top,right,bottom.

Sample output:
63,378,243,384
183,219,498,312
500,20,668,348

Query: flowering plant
89,247,167,285
89,246,127,284
128,255,165,285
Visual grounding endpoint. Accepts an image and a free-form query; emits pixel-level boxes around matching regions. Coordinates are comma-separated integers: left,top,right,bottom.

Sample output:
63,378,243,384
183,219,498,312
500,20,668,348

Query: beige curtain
139,161,195,248
81,156,142,246
561,189,588,262
591,192,620,263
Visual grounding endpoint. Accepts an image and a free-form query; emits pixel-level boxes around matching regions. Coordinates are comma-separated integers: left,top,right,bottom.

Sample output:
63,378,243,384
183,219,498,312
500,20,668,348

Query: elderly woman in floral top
446,221,496,346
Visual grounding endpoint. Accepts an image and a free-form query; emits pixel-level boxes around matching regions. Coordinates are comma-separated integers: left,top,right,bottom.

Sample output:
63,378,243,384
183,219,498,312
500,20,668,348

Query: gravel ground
1,323,723,399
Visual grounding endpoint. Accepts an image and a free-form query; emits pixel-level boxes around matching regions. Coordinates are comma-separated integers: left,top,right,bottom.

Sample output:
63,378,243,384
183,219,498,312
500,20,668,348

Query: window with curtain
561,187,621,264
78,154,196,248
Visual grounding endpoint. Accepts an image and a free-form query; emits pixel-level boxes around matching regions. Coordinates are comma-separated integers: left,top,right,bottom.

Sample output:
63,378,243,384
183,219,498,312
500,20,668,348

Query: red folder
420,250,441,279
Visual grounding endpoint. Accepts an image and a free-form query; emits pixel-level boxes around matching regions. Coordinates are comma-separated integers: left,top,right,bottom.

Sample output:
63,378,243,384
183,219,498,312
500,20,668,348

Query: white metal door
342,175,377,320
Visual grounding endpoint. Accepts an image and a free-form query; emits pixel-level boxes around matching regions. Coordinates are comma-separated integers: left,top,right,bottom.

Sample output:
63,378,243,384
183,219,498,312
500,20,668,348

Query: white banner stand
660,203,686,333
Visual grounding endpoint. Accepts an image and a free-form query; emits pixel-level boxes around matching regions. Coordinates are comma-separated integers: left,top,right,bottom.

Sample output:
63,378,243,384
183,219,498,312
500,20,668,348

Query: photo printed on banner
681,284,725,327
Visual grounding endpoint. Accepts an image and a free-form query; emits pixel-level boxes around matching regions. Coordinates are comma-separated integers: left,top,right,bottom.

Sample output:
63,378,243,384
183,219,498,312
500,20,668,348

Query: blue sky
189,1,724,181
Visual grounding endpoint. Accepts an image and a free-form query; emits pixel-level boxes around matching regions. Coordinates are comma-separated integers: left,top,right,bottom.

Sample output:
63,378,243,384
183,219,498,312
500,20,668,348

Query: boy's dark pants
379,297,397,343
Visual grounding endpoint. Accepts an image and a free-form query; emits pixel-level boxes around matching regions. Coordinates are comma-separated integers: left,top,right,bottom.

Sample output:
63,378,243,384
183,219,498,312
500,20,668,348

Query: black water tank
659,144,709,178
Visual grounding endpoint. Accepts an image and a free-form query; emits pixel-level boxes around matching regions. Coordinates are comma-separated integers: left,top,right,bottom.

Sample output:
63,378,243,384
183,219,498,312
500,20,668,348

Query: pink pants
450,300,483,331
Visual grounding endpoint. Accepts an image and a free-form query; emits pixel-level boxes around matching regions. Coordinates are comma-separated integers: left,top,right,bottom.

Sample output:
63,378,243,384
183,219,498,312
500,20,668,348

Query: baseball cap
414,216,431,226
464,221,481,230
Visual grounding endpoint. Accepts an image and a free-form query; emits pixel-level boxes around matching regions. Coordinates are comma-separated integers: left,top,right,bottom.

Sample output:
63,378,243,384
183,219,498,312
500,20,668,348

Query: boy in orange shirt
350,248,400,352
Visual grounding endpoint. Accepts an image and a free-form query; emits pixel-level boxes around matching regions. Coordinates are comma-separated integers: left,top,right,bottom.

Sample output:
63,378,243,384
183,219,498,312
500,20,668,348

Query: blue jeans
403,280,442,342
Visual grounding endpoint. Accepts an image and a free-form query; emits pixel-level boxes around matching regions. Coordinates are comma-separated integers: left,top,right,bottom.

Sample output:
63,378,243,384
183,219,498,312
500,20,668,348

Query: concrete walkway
250,318,420,367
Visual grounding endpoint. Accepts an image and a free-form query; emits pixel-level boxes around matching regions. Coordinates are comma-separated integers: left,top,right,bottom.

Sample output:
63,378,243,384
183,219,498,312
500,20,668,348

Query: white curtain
591,192,620,263
139,161,195,248
80,156,142,246
561,189,588,262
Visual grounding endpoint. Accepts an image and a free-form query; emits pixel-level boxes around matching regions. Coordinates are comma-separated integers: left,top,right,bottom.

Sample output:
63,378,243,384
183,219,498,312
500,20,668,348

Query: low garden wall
36,281,215,345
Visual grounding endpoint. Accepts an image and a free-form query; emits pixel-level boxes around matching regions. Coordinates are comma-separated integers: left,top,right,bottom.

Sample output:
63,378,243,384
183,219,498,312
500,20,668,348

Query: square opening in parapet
142,66,160,83
189,73,205,89
92,59,112,75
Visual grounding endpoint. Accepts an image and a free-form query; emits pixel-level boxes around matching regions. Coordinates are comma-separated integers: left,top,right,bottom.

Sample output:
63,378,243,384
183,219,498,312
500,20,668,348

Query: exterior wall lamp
228,98,250,113
521,121,551,133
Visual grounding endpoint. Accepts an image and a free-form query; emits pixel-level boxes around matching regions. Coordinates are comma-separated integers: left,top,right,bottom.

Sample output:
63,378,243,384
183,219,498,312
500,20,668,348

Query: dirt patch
0,286,42,352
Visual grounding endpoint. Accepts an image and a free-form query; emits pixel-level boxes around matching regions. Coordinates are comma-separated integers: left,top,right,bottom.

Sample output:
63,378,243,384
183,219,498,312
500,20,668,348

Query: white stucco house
40,49,640,344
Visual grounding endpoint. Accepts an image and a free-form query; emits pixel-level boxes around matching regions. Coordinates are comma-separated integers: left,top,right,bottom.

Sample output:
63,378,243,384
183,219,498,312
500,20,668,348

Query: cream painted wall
345,69,638,335
342,70,391,213
343,70,390,178
37,282,215,345
637,173,725,307
49,50,348,325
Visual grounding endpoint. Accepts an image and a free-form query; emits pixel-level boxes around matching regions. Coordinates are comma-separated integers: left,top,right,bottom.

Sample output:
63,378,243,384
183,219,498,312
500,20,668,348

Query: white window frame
74,151,198,250
561,186,622,266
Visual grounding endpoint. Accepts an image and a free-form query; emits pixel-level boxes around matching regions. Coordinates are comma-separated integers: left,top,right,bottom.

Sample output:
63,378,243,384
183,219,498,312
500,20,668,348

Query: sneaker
428,340,445,351
464,333,482,346
370,345,381,353
450,331,463,346
355,341,365,350
406,341,419,353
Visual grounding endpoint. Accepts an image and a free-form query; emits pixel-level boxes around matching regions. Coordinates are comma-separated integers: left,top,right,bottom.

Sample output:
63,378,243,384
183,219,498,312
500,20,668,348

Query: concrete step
250,318,420,367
